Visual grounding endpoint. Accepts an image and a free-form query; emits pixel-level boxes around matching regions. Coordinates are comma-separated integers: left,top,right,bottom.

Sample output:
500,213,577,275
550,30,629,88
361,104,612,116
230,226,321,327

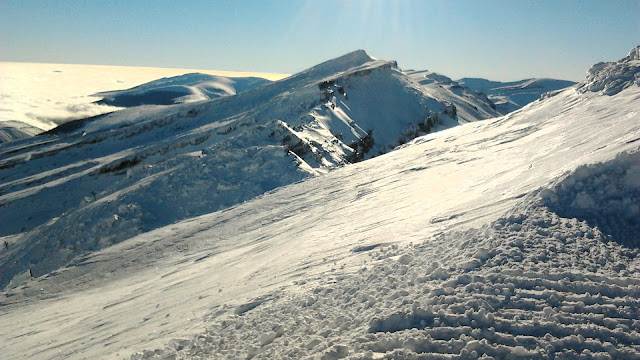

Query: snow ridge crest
578,45,640,96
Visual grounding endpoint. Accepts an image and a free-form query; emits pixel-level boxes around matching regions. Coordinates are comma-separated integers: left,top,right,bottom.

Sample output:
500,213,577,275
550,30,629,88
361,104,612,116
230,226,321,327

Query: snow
577,46,640,96
1,48,640,359
0,121,42,143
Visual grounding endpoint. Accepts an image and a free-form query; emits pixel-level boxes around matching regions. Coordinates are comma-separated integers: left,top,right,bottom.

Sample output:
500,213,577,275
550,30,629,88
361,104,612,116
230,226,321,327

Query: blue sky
1,0,638,81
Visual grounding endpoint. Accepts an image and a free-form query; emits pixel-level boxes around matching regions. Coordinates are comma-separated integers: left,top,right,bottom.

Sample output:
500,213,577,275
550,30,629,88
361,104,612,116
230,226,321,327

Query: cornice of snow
576,45,640,96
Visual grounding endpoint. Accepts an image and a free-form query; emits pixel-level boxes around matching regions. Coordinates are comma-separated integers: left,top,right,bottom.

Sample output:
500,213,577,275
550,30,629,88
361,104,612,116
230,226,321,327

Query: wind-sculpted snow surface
407,70,501,122
131,153,640,360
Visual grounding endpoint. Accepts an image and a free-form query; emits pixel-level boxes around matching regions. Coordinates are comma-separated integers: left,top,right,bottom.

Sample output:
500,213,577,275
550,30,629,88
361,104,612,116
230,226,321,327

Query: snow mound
577,45,640,96
130,154,640,359
95,73,271,106
541,151,640,247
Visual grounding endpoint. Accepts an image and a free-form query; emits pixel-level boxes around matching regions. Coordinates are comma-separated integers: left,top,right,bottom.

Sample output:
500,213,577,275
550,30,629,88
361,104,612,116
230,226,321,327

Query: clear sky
1,0,638,81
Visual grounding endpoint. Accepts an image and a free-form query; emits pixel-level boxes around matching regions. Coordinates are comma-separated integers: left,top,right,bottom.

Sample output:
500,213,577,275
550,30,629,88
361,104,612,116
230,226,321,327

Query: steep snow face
1,65,638,359
577,45,640,96
0,51,457,287
406,70,501,122
459,77,576,114
94,73,271,107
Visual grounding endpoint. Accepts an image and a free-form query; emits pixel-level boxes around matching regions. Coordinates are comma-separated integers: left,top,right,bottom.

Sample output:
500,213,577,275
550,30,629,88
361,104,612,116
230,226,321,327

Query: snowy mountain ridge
406,70,501,122
0,51,467,288
458,77,576,114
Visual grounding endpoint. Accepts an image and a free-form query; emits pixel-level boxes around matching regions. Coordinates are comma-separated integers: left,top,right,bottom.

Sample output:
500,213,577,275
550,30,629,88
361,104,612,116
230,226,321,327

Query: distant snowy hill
0,50,463,287
0,62,287,143
1,47,639,359
459,77,576,114
406,70,501,122
94,73,271,107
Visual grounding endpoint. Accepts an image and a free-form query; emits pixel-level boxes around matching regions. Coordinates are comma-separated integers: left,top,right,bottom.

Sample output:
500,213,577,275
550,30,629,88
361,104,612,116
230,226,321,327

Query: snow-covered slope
0,50,460,288
406,70,501,122
1,48,639,359
459,77,576,114
94,73,271,107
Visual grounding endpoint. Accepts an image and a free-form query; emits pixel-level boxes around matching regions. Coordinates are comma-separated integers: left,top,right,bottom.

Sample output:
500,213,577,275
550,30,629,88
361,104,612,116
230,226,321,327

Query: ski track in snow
0,49,639,359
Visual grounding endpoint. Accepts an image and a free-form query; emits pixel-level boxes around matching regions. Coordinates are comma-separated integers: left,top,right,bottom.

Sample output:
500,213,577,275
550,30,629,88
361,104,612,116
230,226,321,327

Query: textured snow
0,121,42,143
577,46,640,96
1,48,639,359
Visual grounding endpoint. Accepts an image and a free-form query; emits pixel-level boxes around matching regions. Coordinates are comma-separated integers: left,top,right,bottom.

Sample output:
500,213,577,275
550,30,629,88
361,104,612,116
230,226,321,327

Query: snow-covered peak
578,45,640,95
289,50,381,82
626,45,640,61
